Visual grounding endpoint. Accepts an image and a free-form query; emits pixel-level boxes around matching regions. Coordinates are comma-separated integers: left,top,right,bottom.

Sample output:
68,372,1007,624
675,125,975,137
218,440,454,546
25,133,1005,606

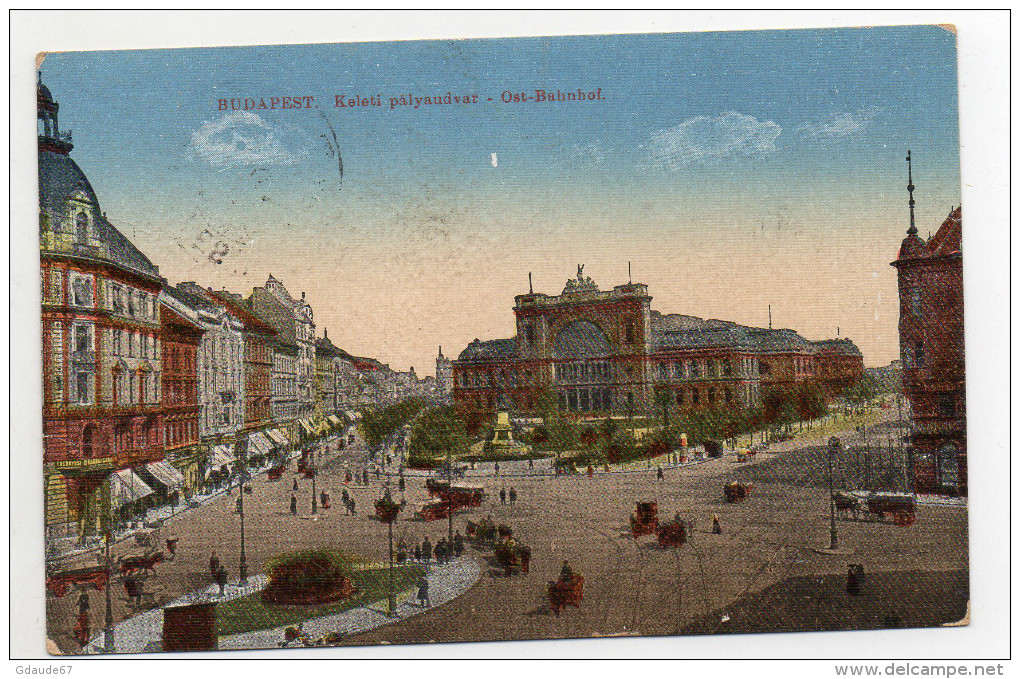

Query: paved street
47,412,968,653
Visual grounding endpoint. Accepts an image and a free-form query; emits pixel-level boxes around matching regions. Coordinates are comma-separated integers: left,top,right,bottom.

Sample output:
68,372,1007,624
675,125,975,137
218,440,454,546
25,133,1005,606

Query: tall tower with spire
435,346,453,402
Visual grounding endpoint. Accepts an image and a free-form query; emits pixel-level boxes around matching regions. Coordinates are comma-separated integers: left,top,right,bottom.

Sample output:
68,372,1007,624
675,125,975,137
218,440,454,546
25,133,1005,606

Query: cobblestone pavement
48,411,969,653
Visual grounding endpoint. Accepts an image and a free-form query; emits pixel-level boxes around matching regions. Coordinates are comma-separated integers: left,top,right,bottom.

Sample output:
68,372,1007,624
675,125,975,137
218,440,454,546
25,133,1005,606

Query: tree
408,406,470,464
843,375,880,409
653,386,673,428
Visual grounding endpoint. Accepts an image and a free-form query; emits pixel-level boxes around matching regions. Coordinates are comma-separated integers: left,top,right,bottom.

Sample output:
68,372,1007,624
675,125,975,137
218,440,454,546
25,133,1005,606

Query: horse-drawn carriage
45,565,110,598
724,481,753,503
834,491,917,526
437,484,485,509
630,501,659,538
414,499,454,522
267,464,286,481
466,517,512,545
547,575,584,615
494,540,531,577
118,551,165,576
629,502,688,548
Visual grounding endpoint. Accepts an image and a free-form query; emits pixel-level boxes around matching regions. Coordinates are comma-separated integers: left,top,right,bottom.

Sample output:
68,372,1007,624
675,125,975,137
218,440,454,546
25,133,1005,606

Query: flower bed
260,550,356,606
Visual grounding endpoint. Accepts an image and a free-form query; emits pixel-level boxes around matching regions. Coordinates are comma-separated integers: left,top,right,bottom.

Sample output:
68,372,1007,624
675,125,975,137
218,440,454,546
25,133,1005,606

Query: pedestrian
417,576,431,608
293,478,299,492
165,536,178,558
847,564,861,596
215,565,228,596
560,560,574,582
414,543,422,562
290,494,298,515
349,496,356,515
712,514,722,535
657,466,664,480
320,491,327,508
454,531,464,557
398,477,405,492
528,458,534,469
422,536,432,568
509,487,517,506
73,591,90,646
209,551,220,579
494,461,500,476
499,487,506,505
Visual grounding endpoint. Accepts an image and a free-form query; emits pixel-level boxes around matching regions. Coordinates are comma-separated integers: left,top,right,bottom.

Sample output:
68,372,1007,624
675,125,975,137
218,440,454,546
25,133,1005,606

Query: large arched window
553,320,612,359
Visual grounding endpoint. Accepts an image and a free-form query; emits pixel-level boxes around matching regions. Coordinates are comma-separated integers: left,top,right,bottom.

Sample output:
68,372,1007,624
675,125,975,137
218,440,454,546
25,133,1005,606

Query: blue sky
40,26,962,372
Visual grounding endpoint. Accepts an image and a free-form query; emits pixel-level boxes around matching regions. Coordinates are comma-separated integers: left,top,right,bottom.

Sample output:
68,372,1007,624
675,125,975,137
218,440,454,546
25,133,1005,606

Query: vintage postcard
37,25,968,655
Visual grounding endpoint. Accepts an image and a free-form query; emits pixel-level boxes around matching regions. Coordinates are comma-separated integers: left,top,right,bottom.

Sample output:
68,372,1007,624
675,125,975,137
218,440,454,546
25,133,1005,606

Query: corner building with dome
39,79,166,543
451,268,864,418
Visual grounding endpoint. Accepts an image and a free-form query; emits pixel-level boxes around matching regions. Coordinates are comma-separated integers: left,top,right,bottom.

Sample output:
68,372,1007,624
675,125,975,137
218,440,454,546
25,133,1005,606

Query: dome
38,148,101,216
896,232,927,261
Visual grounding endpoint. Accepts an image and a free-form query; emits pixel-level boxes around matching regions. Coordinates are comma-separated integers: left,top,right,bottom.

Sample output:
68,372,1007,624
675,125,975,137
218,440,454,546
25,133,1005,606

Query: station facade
452,268,864,418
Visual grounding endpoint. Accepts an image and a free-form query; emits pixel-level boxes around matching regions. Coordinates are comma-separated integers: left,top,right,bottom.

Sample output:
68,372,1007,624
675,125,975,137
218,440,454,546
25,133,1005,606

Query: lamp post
103,478,114,654
235,437,248,584
827,436,839,550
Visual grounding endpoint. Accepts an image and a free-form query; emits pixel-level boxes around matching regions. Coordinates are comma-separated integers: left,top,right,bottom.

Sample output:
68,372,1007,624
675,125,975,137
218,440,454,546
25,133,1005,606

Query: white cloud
646,111,781,168
799,106,882,139
188,111,298,167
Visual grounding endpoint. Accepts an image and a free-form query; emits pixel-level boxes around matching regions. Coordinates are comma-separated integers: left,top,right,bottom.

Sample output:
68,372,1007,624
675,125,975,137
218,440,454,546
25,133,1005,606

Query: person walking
417,576,431,608
290,494,298,515
414,542,422,562
349,495,356,515
508,487,517,506
422,536,432,569
454,531,464,557
657,466,664,480
293,478,299,492
209,551,220,580
398,476,405,493
528,458,534,470
494,461,500,476
499,487,506,505
712,514,722,535
73,592,90,647
341,488,351,514
215,565,228,596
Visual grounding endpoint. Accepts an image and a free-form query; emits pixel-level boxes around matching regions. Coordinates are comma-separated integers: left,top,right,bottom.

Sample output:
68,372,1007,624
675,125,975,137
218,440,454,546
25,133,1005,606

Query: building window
690,361,701,378
759,361,771,376
71,276,93,307
691,389,700,405
915,341,925,367
74,324,91,354
938,394,955,417
708,387,716,404
525,324,535,346
676,390,684,406
723,359,733,376
76,372,91,404
724,387,732,404
626,323,635,344
75,211,89,243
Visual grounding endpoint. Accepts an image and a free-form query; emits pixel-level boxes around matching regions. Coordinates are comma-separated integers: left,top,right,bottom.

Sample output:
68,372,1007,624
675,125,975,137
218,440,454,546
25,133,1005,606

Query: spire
768,304,772,330
528,272,533,294
906,150,917,236
628,261,632,284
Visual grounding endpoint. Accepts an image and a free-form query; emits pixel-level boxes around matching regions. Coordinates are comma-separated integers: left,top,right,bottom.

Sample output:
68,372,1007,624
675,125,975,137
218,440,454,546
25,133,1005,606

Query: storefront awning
344,410,359,421
327,415,342,427
210,445,237,469
266,429,288,447
111,469,154,505
249,432,272,456
299,419,316,435
144,461,184,489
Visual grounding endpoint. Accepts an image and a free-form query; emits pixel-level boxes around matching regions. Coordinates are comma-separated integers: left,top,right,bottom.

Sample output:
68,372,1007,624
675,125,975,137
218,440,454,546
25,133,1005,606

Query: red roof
926,206,962,257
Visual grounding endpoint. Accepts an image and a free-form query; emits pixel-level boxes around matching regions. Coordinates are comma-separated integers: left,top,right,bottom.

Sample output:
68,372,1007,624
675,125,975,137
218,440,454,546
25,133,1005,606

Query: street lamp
235,437,249,584
310,449,318,515
827,436,840,550
103,478,114,654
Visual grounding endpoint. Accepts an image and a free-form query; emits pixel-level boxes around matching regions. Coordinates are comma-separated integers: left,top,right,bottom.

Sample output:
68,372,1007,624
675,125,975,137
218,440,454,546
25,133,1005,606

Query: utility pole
827,437,839,550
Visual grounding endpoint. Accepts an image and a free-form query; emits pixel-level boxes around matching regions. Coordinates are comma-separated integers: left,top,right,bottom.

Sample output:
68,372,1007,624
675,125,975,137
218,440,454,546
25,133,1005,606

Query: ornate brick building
892,179,965,494
452,267,863,418
158,289,204,496
40,79,165,540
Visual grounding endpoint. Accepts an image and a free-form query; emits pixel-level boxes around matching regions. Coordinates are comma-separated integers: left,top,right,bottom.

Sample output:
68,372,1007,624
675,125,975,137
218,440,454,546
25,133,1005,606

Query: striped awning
249,432,273,456
299,419,316,435
144,461,184,489
266,429,288,447
327,415,342,427
111,470,154,505
210,445,236,468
